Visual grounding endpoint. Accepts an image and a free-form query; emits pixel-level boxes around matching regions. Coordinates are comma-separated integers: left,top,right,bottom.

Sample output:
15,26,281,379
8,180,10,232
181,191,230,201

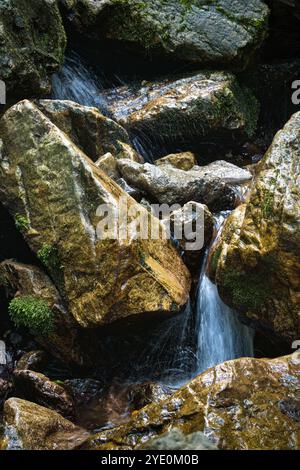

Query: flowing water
51,53,254,390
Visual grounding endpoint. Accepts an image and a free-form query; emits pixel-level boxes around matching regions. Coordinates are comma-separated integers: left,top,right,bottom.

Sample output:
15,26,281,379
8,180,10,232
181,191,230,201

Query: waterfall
51,52,108,114
195,216,254,374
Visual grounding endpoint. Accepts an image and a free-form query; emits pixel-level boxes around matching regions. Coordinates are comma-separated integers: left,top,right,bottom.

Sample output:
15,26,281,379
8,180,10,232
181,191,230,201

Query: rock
15,350,46,372
2,398,89,450
117,159,252,211
64,379,103,406
13,370,74,418
105,72,259,154
137,429,218,450
167,202,214,273
128,382,173,411
155,152,196,171
0,0,66,100
36,100,141,162
0,379,12,406
0,100,191,328
95,153,121,180
210,112,300,342
60,0,269,70
0,259,94,365
86,353,300,450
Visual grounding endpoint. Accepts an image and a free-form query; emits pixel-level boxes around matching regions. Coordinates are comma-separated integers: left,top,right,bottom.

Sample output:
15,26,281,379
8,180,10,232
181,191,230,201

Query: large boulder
210,112,300,343
60,0,269,70
117,159,252,211
104,71,260,155
0,100,190,328
86,353,300,450
0,0,66,100
36,100,142,162
1,398,89,450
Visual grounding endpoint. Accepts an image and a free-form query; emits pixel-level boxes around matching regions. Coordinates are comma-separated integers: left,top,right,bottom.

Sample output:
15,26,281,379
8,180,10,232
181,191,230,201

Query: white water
52,52,108,113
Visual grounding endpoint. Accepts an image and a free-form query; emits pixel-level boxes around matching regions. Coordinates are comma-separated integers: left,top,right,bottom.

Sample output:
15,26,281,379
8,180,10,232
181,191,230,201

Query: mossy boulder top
0,0,66,99
209,112,300,342
86,353,300,450
0,100,190,328
60,0,269,69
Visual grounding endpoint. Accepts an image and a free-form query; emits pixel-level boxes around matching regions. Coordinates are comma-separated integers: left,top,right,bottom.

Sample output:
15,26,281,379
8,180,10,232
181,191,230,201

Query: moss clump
37,243,60,271
8,296,54,336
15,214,30,233
210,246,222,274
222,268,271,311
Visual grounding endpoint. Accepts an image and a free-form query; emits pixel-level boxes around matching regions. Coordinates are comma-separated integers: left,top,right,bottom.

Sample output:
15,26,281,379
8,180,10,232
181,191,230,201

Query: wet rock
0,379,12,406
155,152,196,171
86,353,300,450
167,202,214,273
0,260,94,365
117,159,252,211
0,0,66,100
36,100,141,162
137,429,217,450
13,370,74,418
210,112,300,342
128,382,173,411
104,71,259,154
2,398,89,450
60,0,268,70
64,379,104,406
15,350,46,372
95,153,121,180
0,100,191,328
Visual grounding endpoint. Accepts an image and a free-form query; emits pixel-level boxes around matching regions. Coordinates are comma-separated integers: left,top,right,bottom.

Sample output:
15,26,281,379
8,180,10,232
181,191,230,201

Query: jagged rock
13,370,75,418
95,153,121,180
2,398,89,450
137,429,218,450
128,382,172,410
0,100,190,328
64,379,104,406
155,152,196,171
167,202,214,273
36,100,141,162
0,0,66,100
117,159,252,211
60,0,269,70
105,72,259,154
0,259,96,365
210,112,300,342
86,353,300,450
15,350,46,372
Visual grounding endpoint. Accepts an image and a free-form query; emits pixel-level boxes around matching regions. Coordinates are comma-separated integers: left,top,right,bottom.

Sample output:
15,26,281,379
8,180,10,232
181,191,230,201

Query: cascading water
52,52,108,114
195,216,254,374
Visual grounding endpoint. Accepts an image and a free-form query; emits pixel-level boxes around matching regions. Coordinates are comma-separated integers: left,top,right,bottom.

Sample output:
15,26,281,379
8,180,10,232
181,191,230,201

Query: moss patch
8,296,54,336
15,214,30,233
37,243,60,271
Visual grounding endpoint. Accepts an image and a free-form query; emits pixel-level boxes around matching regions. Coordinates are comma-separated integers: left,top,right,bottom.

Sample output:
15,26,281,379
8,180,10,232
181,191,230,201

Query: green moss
210,246,222,273
15,214,30,233
37,243,60,271
261,191,274,218
8,296,54,336
222,268,272,311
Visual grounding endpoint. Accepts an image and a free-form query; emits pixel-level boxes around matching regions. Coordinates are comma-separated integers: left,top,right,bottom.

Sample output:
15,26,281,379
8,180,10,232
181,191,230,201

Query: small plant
37,243,60,271
15,214,30,233
8,296,54,336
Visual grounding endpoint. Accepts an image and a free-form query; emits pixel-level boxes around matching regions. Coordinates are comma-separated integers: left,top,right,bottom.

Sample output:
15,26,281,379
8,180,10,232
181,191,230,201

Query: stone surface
0,100,190,328
210,112,300,342
36,100,141,162
128,382,172,411
0,0,66,99
13,369,75,418
137,429,218,450
60,0,269,70
105,72,259,152
86,353,300,450
15,350,46,372
155,152,196,171
2,398,89,450
95,153,121,180
117,159,252,211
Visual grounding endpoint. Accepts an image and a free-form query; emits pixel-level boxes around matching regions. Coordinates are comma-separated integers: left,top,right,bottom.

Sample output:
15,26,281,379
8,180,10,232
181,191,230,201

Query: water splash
52,52,108,114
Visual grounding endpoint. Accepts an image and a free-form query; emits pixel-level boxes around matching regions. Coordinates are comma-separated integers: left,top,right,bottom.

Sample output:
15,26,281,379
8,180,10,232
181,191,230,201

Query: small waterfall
195,216,254,374
52,52,108,114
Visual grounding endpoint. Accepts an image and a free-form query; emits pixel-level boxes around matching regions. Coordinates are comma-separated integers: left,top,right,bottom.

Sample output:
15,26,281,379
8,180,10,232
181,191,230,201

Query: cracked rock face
0,100,190,328
0,0,66,99
209,112,300,343
60,0,269,70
